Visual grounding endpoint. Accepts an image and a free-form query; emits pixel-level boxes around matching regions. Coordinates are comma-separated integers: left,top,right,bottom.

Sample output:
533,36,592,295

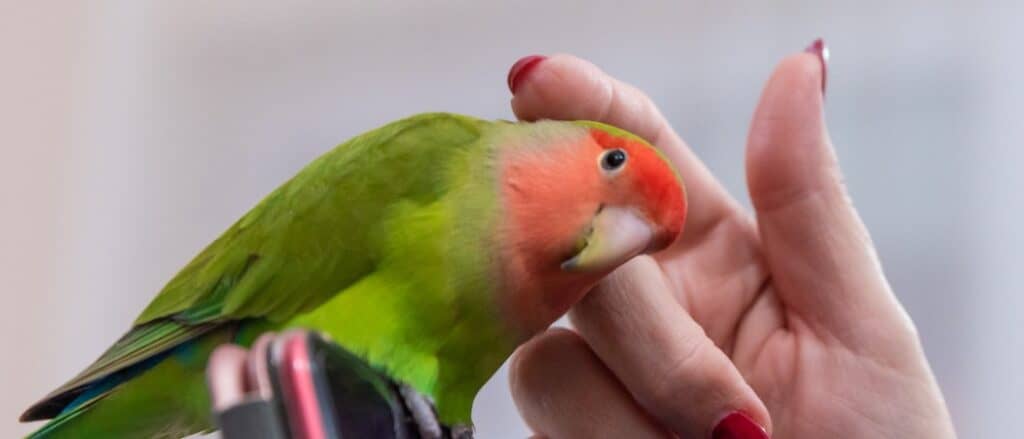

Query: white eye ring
599,148,628,175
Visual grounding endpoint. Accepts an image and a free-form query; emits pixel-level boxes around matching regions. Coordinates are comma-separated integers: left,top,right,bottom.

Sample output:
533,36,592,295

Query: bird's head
497,121,686,334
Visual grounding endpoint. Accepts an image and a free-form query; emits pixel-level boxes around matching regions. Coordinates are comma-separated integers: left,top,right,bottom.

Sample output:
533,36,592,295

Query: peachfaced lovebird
21,113,686,438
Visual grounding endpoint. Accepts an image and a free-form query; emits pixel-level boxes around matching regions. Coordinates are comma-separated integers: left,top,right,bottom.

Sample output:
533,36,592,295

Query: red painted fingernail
507,55,546,94
804,38,829,97
712,411,770,439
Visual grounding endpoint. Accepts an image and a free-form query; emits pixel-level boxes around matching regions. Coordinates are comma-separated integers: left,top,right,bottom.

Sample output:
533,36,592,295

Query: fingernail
804,38,829,97
507,55,546,94
712,411,770,439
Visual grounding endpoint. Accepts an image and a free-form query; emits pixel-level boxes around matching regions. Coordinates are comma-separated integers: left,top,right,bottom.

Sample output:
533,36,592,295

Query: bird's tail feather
24,346,215,438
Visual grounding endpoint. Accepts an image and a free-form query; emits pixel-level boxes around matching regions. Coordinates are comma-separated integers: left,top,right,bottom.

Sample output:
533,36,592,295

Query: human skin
505,42,958,439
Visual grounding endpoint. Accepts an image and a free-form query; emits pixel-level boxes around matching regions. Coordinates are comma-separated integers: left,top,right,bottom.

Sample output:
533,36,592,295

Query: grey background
4,1,1022,437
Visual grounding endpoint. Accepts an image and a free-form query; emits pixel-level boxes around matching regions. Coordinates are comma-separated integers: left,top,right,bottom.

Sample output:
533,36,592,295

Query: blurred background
3,1,1022,437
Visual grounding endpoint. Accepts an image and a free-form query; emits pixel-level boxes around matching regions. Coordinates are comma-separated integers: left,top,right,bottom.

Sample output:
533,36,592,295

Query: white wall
4,1,1022,437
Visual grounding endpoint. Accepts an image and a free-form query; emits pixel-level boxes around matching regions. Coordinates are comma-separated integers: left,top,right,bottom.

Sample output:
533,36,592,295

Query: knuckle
509,329,586,395
645,335,709,412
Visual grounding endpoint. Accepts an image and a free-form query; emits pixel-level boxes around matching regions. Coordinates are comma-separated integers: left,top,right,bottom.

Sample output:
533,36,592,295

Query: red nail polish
804,38,829,96
712,411,769,439
507,55,546,94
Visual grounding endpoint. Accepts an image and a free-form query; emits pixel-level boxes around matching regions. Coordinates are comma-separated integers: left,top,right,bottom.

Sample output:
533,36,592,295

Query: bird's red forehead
589,128,687,246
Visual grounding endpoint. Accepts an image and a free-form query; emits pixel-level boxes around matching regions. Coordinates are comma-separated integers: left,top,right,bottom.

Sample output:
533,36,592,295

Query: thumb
746,40,916,352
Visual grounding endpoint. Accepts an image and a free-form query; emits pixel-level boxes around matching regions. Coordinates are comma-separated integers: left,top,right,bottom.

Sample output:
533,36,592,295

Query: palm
658,250,924,437
650,174,942,438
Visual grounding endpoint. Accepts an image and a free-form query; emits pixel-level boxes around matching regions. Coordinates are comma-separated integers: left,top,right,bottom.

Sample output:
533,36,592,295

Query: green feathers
24,113,527,436
136,113,490,325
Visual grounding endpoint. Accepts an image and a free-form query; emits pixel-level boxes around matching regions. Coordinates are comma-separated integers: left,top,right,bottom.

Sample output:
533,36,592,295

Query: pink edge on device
280,333,327,439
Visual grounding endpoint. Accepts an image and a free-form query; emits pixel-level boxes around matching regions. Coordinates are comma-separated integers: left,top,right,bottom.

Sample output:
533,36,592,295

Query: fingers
569,257,771,438
207,344,250,411
745,43,915,349
246,333,277,399
510,328,671,439
508,54,744,250
510,54,672,147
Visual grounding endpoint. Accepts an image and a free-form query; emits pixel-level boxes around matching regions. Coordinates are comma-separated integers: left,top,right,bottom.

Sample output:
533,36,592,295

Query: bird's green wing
136,112,488,325
23,113,490,420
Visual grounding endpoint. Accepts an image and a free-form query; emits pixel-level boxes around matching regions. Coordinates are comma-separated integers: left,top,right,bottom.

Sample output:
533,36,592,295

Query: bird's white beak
561,206,654,273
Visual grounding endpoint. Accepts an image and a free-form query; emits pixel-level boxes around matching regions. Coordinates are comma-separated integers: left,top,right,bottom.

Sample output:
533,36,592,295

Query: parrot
20,112,687,438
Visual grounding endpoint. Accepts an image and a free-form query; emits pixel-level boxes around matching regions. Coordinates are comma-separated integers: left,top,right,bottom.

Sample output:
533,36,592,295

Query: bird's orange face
497,122,687,335
584,127,687,254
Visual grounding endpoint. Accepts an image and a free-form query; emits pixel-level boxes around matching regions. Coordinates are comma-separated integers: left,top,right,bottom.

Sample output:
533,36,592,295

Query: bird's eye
600,148,628,173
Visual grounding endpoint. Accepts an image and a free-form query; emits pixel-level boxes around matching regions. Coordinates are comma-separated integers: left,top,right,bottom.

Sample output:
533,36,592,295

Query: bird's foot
397,384,474,439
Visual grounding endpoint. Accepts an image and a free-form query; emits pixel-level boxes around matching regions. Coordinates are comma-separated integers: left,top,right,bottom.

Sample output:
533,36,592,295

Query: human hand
505,41,958,439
